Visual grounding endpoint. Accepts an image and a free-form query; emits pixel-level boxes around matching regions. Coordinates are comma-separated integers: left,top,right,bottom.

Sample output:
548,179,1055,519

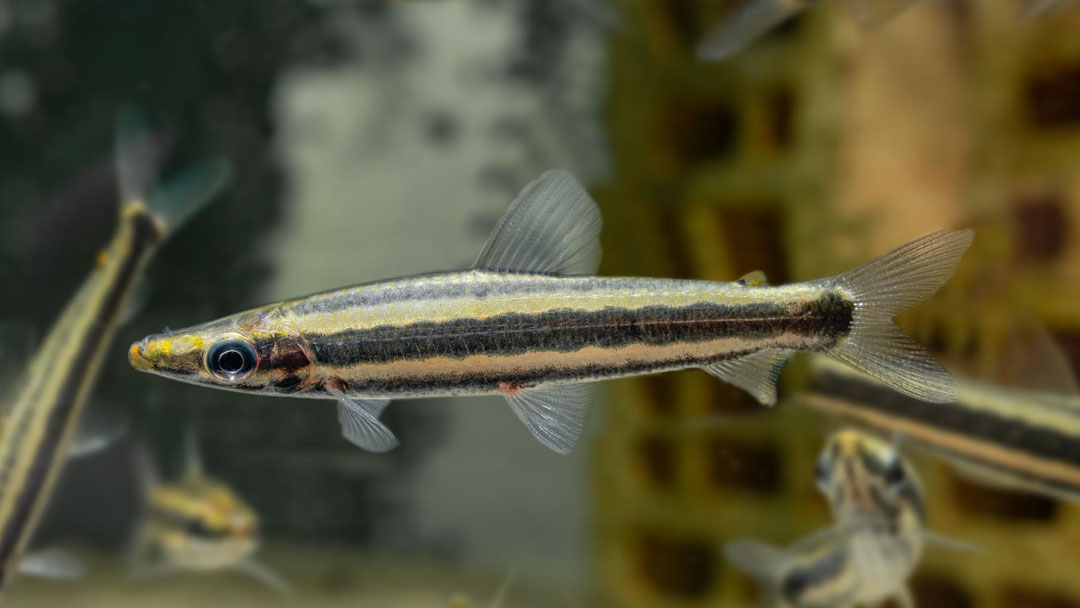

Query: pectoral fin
18,549,84,580
332,392,397,453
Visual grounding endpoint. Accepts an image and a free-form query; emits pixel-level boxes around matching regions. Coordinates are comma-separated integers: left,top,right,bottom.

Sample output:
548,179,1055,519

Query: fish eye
207,338,257,382
814,456,831,483
883,458,905,485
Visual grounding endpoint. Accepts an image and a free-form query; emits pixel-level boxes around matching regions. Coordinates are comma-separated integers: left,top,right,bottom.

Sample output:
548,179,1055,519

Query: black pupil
885,461,905,484
217,349,246,374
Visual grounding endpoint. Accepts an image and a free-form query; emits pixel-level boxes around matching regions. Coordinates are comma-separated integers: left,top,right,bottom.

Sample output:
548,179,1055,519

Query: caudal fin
115,106,232,235
822,229,973,403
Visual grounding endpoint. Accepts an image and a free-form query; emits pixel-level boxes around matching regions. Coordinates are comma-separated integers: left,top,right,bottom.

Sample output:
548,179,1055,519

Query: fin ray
505,384,589,454
474,170,601,276
704,349,793,405
333,394,397,453
823,229,973,403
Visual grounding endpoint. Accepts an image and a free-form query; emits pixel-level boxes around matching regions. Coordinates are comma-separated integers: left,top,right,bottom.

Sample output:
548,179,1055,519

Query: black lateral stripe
782,544,851,603
309,295,853,366
810,370,1080,476
0,211,160,577
148,503,231,541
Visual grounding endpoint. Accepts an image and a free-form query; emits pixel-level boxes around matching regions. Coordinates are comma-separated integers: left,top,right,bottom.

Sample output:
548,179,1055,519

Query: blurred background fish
129,428,290,595
0,0,1078,606
724,429,967,608
0,109,228,598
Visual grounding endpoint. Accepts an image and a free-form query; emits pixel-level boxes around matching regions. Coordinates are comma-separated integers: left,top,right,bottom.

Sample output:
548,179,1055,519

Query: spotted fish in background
129,429,290,595
0,110,230,596
725,430,972,608
804,318,1080,502
130,170,970,455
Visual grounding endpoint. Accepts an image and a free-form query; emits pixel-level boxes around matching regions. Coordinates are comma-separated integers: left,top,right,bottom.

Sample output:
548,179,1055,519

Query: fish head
815,429,923,523
129,307,314,395
148,476,260,568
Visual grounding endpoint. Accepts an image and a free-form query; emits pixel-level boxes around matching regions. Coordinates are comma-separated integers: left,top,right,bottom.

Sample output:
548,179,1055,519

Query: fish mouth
128,339,152,371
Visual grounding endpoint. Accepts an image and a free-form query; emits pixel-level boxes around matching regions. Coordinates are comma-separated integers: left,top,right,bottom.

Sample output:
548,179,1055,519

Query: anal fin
330,391,397,453
505,384,589,454
705,349,793,405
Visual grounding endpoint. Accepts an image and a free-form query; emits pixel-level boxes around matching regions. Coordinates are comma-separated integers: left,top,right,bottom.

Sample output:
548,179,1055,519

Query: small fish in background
0,109,230,597
130,170,970,455
698,0,1077,61
1022,0,1077,19
724,429,972,608
804,317,1080,502
129,429,291,595
697,0,914,61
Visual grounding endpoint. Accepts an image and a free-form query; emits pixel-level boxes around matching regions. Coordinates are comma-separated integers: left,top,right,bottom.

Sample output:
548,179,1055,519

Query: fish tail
822,229,973,403
115,106,232,236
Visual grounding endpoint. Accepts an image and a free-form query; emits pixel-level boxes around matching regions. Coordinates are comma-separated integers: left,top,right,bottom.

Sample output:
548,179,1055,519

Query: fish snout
128,339,151,371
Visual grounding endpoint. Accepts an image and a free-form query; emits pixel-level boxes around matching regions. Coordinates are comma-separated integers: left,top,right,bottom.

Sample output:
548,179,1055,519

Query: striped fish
130,430,290,594
725,430,948,608
803,325,1080,501
0,109,229,594
129,170,971,454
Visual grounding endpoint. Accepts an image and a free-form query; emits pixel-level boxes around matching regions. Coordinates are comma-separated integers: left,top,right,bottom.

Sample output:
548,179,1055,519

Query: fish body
0,110,229,594
134,273,850,399
726,430,927,608
806,356,1080,501
131,170,970,454
131,432,289,594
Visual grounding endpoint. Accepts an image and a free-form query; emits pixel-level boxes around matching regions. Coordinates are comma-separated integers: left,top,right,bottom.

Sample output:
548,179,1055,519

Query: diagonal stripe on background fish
803,321,1080,502
0,109,230,595
129,170,971,455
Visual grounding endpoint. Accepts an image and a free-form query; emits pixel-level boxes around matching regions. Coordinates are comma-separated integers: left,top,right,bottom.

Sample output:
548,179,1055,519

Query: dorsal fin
473,170,602,276
738,270,769,286
115,105,162,206
994,316,1078,397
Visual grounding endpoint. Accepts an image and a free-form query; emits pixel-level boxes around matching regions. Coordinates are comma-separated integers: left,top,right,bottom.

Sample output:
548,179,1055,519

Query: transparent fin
738,270,769,286
18,549,84,580
147,157,232,233
332,393,397,453
115,105,162,206
704,349,793,405
489,569,518,608
474,170,601,276
68,402,128,458
131,439,161,494
922,530,982,554
696,0,805,61
823,229,973,403
1020,0,1074,19
505,384,589,454
995,316,1078,396
722,539,789,584
116,106,231,234
236,559,294,596
181,423,204,480
842,0,915,27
